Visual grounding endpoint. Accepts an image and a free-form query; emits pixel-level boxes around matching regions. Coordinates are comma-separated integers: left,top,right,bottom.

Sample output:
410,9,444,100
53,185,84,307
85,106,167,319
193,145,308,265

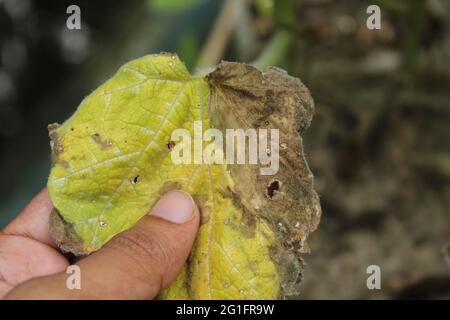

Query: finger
0,235,69,299
2,188,56,247
5,190,199,300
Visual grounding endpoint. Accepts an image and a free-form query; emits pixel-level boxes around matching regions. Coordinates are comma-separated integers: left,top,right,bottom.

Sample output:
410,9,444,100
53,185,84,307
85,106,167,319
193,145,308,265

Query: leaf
47,53,321,299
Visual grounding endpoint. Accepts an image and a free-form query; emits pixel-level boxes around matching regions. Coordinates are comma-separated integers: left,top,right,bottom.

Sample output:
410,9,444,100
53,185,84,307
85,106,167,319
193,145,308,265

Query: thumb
5,190,200,300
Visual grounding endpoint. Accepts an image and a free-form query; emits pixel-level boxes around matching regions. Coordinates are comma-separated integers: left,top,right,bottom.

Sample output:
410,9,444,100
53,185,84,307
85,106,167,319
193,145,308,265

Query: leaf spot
91,132,113,150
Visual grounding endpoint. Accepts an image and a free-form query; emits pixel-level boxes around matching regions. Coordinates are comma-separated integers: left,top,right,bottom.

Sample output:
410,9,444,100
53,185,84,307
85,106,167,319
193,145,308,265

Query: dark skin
0,188,199,299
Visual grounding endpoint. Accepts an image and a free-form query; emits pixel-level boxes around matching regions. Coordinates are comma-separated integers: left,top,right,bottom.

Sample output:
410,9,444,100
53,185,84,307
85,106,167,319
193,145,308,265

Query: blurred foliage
177,30,201,70
253,0,273,16
147,0,206,14
273,0,296,31
375,0,408,13
402,0,427,73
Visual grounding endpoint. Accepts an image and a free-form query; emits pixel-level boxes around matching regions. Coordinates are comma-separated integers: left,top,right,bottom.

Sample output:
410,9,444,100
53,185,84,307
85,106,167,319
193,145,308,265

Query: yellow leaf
47,53,321,299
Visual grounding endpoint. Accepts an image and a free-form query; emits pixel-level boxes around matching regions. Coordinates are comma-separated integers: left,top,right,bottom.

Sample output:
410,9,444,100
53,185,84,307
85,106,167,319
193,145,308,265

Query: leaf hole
267,180,280,199
131,175,140,185
166,140,176,150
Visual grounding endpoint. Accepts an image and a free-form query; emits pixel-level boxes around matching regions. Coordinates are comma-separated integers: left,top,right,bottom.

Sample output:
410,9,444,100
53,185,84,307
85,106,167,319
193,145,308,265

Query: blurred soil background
0,0,449,299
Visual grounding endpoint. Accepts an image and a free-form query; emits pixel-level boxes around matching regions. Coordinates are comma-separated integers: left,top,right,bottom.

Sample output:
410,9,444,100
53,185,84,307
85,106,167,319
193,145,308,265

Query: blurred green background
0,0,449,299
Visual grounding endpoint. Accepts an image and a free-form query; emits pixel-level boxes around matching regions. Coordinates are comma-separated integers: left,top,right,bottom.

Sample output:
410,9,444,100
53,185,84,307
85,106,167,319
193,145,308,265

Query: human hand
0,188,199,299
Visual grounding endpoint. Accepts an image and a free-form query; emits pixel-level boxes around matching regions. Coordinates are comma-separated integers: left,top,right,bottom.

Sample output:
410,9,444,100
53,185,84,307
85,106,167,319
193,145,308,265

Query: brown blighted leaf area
208,62,321,295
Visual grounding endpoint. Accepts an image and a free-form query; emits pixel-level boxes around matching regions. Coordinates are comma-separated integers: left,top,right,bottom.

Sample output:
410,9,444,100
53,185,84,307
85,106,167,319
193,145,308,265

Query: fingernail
150,190,196,224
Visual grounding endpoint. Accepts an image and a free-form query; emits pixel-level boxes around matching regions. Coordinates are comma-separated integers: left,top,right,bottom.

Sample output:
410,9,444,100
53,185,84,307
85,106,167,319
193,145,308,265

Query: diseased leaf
47,53,321,299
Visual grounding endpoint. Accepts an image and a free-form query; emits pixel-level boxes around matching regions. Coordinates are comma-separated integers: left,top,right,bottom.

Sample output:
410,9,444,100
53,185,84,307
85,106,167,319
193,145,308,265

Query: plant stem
195,0,244,70
251,29,294,70
402,0,427,73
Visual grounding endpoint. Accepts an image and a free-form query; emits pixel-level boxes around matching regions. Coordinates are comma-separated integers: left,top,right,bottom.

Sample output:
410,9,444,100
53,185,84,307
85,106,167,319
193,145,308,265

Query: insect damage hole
266,180,280,199
131,175,140,185
166,140,176,150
